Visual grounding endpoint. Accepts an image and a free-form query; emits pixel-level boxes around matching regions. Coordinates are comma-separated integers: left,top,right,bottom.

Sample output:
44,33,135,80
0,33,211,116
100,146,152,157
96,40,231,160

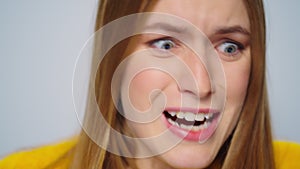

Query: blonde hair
69,0,275,168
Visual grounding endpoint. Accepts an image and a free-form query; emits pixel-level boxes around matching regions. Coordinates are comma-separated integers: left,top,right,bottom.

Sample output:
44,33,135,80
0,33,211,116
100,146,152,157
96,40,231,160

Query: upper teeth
169,111,213,122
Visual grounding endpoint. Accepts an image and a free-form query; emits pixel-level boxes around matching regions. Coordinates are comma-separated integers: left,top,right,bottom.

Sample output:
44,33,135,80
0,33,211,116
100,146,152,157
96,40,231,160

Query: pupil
163,43,171,49
226,46,235,53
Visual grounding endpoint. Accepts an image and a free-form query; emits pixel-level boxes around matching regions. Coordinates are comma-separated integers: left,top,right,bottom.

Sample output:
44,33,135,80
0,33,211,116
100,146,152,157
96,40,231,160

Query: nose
178,52,213,99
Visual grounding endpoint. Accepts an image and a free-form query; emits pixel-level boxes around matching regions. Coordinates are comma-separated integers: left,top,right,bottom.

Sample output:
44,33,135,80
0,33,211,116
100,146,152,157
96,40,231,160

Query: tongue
163,111,206,126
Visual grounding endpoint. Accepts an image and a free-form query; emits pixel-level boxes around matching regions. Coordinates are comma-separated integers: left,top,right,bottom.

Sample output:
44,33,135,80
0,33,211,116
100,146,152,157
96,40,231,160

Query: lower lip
162,113,220,142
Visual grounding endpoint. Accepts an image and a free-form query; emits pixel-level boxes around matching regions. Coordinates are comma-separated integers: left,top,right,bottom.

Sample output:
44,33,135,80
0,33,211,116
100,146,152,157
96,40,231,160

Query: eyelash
216,40,245,59
147,37,245,60
148,37,178,51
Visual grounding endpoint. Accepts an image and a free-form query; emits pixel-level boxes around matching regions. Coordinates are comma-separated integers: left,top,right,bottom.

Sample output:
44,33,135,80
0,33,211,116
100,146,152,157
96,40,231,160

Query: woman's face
121,0,251,168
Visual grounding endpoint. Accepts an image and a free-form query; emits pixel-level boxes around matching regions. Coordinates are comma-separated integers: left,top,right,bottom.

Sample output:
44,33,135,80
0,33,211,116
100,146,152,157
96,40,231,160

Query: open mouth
163,110,216,132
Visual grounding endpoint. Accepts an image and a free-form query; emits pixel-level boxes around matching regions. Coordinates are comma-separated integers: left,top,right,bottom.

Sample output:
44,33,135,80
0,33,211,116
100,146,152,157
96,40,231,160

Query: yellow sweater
0,140,299,169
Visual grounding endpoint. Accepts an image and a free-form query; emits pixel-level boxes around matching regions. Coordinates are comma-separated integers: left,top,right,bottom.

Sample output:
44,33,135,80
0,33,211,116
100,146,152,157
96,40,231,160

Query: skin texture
121,0,251,168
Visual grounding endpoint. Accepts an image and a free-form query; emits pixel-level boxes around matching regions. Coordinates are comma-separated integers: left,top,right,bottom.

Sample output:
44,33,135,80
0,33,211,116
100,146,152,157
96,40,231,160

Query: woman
1,0,299,169
70,0,281,168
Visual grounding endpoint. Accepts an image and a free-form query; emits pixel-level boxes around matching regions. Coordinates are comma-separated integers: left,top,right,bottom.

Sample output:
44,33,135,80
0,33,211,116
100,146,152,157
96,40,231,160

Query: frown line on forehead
142,21,187,34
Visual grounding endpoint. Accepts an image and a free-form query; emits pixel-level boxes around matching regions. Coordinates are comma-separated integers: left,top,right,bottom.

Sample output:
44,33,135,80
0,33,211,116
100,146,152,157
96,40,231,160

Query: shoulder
273,140,300,169
0,138,77,169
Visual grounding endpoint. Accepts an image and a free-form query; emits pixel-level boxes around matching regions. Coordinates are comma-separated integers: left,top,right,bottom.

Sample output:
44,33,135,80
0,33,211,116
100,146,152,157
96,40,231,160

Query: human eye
216,41,245,60
149,39,176,51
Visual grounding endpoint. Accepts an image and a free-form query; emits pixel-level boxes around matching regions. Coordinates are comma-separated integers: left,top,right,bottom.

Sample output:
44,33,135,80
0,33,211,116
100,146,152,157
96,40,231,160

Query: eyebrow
214,26,251,36
142,22,250,38
142,22,187,34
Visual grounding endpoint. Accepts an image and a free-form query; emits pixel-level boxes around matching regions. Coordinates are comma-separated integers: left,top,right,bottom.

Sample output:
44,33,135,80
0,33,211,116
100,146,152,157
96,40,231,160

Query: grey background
0,0,299,157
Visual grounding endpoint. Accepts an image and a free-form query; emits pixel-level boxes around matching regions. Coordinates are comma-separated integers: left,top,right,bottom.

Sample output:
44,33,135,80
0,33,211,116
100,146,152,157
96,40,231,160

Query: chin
159,141,219,169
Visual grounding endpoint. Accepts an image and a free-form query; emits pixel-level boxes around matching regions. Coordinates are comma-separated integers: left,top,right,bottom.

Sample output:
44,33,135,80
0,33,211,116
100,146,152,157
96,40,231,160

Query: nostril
198,87,212,98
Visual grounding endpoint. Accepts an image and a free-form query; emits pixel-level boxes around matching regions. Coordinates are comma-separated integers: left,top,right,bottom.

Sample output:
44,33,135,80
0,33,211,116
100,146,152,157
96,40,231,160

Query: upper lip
164,107,219,114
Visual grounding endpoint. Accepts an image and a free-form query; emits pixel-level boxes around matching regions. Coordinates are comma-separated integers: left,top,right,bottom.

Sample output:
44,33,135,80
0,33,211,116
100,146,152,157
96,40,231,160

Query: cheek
218,59,251,138
128,70,170,111
124,70,172,138
225,60,251,110
228,72,249,99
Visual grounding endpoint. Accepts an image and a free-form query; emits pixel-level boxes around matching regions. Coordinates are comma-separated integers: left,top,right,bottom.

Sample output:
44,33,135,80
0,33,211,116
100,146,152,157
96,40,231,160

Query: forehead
149,0,250,35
